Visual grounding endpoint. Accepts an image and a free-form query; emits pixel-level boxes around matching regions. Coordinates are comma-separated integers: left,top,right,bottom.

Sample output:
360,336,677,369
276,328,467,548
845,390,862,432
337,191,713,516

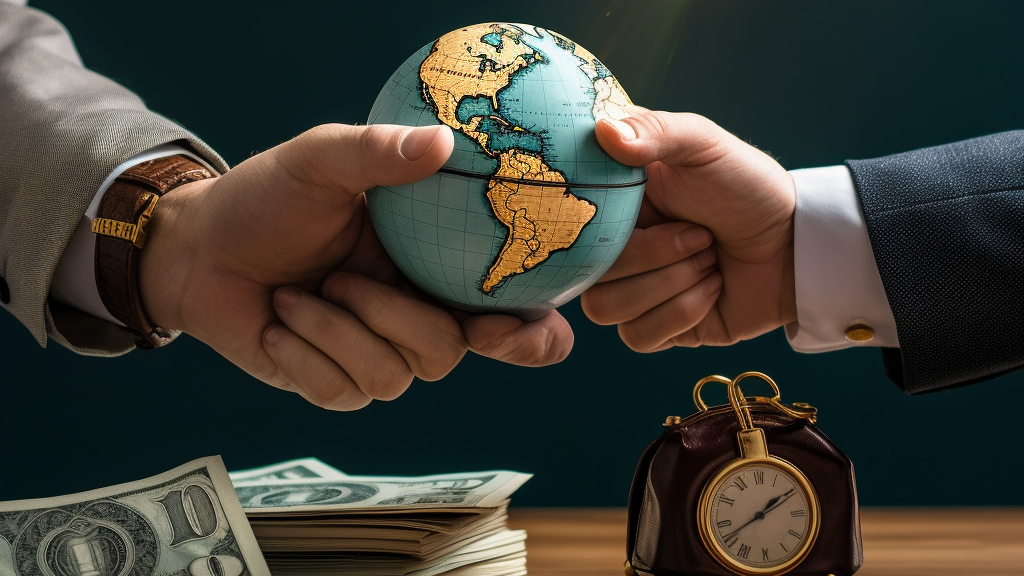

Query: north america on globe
419,23,632,293
366,23,645,317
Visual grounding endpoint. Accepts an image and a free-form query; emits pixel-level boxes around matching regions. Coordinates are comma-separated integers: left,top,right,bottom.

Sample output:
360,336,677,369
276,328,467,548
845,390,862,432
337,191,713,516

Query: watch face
698,458,820,575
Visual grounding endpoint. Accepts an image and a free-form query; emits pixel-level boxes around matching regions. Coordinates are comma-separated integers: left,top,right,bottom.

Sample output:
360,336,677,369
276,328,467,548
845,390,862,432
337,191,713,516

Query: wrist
93,155,214,348
138,177,215,333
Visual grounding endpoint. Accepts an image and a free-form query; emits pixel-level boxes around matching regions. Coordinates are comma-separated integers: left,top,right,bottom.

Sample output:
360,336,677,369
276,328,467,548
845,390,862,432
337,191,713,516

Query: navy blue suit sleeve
845,132,1024,394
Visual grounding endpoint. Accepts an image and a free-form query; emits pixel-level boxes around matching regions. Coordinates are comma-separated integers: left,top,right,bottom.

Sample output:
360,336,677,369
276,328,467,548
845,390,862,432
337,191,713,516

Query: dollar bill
229,458,345,483
234,471,531,514
265,529,527,576
0,456,269,576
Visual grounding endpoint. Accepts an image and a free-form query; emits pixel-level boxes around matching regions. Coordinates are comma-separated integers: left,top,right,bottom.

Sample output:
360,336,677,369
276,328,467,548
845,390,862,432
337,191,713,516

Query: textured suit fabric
847,132,1024,394
0,3,228,355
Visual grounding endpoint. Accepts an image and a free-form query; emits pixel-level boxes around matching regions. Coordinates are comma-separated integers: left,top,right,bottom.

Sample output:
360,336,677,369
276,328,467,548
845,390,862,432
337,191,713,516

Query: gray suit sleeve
0,3,229,355
846,132,1024,394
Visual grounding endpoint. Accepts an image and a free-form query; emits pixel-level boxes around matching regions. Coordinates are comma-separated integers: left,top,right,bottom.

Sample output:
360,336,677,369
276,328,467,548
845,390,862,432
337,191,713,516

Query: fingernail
264,325,282,345
275,286,300,311
399,125,442,161
603,118,637,141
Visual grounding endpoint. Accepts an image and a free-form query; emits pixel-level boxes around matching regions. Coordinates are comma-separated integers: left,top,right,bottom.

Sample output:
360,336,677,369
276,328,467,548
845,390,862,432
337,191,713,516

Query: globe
367,23,645,319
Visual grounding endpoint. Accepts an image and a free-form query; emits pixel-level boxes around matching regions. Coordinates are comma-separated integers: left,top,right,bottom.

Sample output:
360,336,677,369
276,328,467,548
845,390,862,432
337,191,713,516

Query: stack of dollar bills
0,456,272,576
229,458,529,576
0,456,530,576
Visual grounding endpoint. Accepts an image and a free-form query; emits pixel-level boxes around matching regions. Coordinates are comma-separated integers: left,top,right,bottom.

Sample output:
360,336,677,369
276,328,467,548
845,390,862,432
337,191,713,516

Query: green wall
3,0,1022,506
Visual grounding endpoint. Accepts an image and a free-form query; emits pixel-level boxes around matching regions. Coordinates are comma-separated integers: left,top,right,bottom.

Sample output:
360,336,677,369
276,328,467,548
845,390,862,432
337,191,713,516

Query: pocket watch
624,372,861,576
695,373,821,576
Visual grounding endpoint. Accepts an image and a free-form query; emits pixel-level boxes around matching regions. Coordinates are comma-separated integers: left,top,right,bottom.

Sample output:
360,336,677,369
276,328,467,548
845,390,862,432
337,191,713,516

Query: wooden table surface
508,508,1024,576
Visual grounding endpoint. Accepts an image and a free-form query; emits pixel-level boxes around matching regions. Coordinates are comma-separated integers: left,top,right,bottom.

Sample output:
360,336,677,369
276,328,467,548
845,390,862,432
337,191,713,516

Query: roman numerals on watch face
705,462,816,570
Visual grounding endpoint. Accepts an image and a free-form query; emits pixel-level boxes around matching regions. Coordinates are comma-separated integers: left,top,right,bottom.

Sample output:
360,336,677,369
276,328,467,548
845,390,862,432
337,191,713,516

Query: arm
0,2,227,354
848,132,1024,393
581,110,1024,393
0,2,573,409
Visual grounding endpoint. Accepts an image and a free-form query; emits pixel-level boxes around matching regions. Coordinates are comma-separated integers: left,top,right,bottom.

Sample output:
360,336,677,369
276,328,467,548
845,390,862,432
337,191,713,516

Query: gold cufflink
844,324,874,342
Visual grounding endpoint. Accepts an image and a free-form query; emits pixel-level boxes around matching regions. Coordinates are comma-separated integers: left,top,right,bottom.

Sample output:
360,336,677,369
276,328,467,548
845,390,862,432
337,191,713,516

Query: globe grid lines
370,53,641,301
371,176,642,309
419,24,605,296
366,23,645,315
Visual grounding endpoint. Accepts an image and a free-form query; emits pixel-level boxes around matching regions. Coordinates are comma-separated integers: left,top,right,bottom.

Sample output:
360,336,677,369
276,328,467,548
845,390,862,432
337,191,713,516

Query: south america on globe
367,23,646,319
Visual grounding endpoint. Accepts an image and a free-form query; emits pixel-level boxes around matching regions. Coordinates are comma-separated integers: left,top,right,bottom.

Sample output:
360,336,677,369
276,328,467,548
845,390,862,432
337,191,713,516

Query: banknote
229,458,345,483
0,456,269,576
265,529,527,576
249,503,509,555
234,471,531,514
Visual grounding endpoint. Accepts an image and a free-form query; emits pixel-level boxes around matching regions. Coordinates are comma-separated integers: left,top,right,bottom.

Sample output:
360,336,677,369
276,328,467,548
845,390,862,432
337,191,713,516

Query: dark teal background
3,0,1022,506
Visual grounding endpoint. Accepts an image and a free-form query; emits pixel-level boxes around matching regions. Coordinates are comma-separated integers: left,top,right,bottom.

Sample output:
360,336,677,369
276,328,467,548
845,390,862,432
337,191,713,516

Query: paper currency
234,470,531,513
0,456,269,576
231,466,530,576
268,529,528,576
229,457,346,483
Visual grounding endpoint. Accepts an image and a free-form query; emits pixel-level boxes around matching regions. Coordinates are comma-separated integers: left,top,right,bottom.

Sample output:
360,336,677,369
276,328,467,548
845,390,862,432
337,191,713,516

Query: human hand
580,111,796,351
138,123,573,409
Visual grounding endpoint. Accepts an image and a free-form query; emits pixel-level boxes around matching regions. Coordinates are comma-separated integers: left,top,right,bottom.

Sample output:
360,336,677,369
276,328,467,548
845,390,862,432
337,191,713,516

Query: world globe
366,23,646,319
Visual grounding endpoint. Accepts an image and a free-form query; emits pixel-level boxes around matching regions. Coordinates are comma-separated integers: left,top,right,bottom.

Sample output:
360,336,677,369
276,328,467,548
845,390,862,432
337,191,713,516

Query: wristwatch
91,154,214,349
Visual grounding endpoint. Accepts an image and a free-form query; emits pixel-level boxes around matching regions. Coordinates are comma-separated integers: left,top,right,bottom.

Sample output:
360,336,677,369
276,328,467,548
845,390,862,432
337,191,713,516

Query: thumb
595,111,728,168
272,123,455,198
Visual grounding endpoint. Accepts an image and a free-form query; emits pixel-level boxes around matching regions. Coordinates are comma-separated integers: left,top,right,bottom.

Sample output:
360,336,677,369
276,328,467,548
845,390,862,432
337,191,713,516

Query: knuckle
629,110,673,141
358,124,381,157
302,123,338,143
679,112,712,129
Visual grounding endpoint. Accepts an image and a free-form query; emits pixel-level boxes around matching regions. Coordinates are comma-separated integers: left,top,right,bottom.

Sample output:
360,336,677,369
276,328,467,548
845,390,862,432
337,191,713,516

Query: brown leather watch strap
92,155,214,349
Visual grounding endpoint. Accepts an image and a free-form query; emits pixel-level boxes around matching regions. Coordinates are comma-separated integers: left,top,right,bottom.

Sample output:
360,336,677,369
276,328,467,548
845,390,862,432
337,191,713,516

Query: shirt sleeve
48,145,218,325
784,165,899,351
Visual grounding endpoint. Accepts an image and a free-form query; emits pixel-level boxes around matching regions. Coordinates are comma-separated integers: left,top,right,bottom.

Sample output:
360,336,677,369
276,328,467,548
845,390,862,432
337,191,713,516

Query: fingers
583,221,714,326
462,311,574,367
584,247,716,326
321,272,468,381
272,123,455,201
595,111,727,168
263,276,468,410
597,221,713,283
262,324,372,411
616,271,724,352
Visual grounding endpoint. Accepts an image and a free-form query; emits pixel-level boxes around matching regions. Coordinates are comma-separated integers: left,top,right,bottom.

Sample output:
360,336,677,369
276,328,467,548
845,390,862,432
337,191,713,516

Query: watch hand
720,517,758,542
760,487,796,516
719,488,798,542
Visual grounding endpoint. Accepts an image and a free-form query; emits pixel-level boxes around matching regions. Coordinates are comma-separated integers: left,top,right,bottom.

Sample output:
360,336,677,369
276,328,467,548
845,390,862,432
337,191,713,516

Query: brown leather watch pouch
626,402,863,576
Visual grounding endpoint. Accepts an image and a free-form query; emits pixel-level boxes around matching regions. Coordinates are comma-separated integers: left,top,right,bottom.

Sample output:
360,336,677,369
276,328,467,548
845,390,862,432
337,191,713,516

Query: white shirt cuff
785,165,899,351
50,145,217,324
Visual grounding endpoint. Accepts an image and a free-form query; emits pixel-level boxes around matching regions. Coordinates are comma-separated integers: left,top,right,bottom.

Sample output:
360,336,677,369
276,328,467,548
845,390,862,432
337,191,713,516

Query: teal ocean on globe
367,23,646,318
